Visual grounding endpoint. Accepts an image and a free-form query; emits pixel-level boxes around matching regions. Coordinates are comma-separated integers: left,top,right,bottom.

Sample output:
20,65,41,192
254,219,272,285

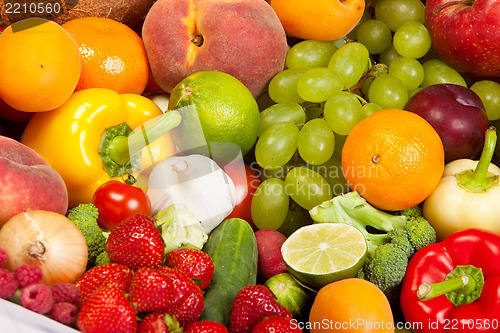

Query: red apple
404,83,490,163
425,0,500,77
141,0,288,98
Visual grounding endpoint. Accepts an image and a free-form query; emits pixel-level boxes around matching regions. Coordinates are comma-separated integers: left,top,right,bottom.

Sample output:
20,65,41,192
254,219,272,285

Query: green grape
297,118,335,166
255,122,299,170
284,166,333,210
470,80,500,121
421,59,467,88
286,40,338,69
374,0,425,32
277,207,310,237
356,19,393,55
333,133,347,158
259,102,306,136
368,73,409,109
361,63,389,97
259,161,296,182
296,67,344,103
379,44,401,66
309,154,350,197
389,56,425,90
323,91,364,136
328,42,370,89
361,102,382,118
392,22,431,59
304,102,324,121
268,68,308,104
250,178,289,230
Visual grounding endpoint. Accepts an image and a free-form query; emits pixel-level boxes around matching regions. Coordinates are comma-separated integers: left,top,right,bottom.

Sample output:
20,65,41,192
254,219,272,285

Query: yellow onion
0,210,88,285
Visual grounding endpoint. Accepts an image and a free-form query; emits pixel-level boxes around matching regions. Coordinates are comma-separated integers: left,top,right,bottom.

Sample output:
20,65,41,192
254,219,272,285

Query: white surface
0,299,80,333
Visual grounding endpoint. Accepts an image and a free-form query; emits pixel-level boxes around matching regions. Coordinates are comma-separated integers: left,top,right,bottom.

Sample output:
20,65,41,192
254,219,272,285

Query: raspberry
51,283,81,304
0,245,7,268
49,302,79,325
20,283,53,314
14,264,43,288
0,268,18,299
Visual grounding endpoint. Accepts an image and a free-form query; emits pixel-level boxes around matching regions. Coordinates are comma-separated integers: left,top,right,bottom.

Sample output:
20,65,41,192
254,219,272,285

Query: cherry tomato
224,162,261,230
92,180,152,231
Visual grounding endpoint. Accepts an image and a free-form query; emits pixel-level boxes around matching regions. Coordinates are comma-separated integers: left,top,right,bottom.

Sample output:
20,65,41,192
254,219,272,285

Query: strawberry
184,320,230,333
230,284,293,333
250,316,302,333
165,248,214,290
157,266,204,327
75,263,133,303
105,214,165,270
77,286,137,333
128,267,175,313
136,312,173,333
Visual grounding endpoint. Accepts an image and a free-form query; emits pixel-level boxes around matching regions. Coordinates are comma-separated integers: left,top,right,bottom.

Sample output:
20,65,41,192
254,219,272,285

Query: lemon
167,71,260,157
281,223,367,290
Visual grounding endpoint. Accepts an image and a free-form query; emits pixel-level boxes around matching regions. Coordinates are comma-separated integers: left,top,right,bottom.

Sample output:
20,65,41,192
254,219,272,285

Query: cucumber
199,218,258,327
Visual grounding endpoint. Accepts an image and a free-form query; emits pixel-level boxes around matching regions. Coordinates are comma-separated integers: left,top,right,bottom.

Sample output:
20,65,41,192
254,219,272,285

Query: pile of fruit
1,0,500,332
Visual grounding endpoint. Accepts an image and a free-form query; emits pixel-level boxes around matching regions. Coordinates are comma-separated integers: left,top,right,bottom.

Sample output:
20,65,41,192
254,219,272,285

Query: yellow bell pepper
423,127,500,241
21,88,179,208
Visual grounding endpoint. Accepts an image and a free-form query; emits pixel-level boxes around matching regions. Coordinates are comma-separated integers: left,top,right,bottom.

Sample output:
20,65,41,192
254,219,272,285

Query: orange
0,18,81,112
309,278,394,333
341,109,444,211
270,0,365,41
62,17,150,95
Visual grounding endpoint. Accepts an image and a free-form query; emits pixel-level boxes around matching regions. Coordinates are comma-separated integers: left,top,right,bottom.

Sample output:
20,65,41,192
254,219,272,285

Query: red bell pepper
400,228,500,333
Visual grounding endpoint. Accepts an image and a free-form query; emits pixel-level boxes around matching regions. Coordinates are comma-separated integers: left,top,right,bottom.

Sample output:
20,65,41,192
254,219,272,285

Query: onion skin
0,210,88,286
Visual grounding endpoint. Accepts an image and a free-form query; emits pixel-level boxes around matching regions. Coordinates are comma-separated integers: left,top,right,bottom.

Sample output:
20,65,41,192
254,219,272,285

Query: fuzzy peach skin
141,0,288,98
0,136,68,226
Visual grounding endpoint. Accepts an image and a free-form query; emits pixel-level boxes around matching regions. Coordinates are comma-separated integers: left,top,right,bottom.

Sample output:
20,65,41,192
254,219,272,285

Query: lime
167,71,260,157
281,223,367,289
265,272,313,320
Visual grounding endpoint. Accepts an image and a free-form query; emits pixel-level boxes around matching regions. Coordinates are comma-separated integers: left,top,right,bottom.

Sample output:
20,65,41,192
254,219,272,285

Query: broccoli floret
400,204,423,220
363,244,408,292
67,203,108,268
309,191,437,293
388,228,413,258
404,215,437,252
95,251,111,266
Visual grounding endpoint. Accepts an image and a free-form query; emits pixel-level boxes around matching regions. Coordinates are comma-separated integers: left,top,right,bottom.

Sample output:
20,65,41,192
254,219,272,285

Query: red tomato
224,162,261,230
92,180,152,231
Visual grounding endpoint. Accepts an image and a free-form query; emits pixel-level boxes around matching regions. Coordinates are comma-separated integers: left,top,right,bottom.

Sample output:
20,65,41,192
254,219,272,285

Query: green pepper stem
109,110,182,166
417,265,484,306
455,126,499,192
417,276,469,301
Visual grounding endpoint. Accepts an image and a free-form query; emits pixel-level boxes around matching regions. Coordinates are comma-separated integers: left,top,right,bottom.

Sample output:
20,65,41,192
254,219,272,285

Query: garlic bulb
147,154,237,233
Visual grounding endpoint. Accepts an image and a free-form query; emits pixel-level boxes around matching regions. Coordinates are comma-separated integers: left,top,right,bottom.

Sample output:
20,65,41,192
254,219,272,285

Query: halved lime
281,223,367,290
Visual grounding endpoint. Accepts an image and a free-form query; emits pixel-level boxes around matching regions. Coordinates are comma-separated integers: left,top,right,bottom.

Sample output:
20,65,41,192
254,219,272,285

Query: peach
141,0,288,98
0,136,68,227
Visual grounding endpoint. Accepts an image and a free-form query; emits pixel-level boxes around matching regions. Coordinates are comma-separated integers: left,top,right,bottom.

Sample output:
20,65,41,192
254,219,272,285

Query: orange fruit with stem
341,108,444,211
62,17,150,95
0,18,81,112
309,278,394,333
270,0,365,41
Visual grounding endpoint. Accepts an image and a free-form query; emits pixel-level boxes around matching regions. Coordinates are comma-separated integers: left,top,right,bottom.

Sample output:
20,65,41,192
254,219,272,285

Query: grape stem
433,0,474,16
